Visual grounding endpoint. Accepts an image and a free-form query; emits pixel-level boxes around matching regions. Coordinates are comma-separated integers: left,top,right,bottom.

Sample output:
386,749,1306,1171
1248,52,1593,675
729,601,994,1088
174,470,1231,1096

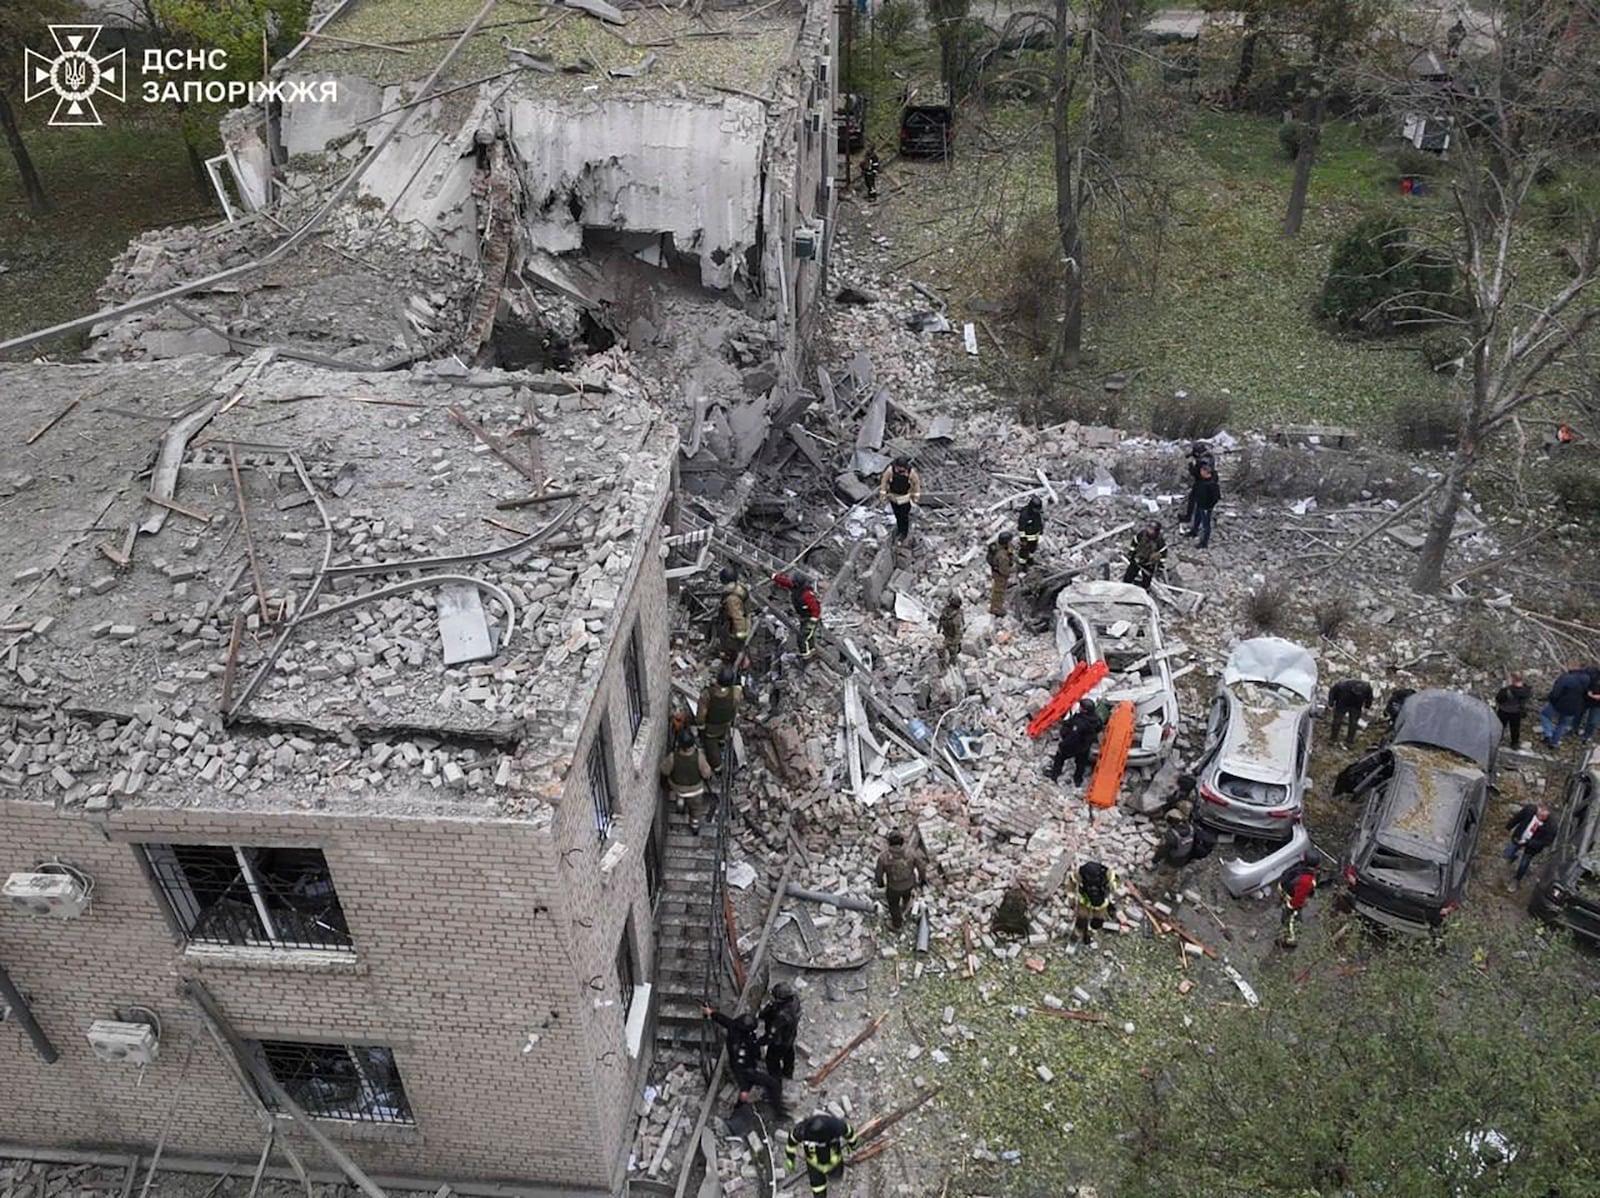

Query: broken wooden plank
495,488,577,510
96,541,129,567
219,612,245,712
226,442,270,617
806,1011,889,1085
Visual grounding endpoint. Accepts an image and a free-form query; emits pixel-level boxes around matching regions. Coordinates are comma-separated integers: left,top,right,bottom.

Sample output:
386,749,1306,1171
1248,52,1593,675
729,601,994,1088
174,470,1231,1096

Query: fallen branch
1315,479,1442,576
27,398,80,444
854,1085,943,1144
1443,527,1552,589
806,1011,888,1086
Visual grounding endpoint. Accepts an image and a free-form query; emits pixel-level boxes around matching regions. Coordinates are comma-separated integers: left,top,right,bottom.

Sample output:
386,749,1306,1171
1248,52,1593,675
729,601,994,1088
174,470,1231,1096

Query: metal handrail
699,751,738,1078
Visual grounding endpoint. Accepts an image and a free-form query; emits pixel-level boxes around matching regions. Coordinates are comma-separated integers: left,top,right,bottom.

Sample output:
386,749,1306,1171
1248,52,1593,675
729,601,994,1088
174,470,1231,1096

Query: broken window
253,1040,412,1124
589,724,617,841
617,921,637,1019
623,626,646,740
144,845,352,951
644,818,662,907
1216,772,1288,806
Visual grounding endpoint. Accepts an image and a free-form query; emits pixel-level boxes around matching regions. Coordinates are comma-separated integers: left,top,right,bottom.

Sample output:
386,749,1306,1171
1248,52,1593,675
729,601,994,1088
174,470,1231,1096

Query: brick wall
0,463,678,1196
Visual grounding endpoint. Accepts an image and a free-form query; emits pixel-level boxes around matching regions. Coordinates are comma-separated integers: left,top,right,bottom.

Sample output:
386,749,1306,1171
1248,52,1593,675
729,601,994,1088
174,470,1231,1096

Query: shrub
997,211,1064,351
1313,595,1353,638
1231,444,1429,505
877,0,917,49
1149,391,1232,442
1278,120,1311,161
1318,214,1461,336
1386,143,1447,188
1548,456,1600,512
1392,393,1459,452
1245,583,1290,631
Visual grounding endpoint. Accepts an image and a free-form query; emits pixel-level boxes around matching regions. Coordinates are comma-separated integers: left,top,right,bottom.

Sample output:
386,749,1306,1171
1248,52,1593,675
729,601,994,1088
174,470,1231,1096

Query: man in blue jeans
1541,663,1591,748
1187,463,1221,549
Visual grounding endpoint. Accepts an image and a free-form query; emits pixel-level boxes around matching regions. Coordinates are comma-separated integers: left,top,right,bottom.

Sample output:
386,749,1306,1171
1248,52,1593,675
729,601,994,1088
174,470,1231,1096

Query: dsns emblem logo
24,25,126,127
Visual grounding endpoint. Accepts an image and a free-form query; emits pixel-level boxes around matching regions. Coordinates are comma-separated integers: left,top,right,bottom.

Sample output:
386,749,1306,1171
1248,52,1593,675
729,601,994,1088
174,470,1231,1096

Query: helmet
676,728,695,749
792,574,812,592
1025,495,1042,510
894,456,911,468
1191,440,1209,456
947,593,962,607
1079,699,1096,715
887,830,906,845
999,531,1013,544
734,1013,758,1035
720,565,737,584
717,664,737,687
771,982,795,1002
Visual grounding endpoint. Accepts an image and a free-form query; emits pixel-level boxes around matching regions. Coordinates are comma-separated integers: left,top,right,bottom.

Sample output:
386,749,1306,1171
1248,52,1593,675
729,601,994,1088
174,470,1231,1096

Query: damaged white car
1054,580,1180,767
1194,637,1319,843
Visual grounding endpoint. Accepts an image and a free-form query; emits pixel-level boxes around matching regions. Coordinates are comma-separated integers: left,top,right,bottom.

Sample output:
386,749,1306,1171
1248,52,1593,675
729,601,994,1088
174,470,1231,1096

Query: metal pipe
0,1146,602,1198
0,960,59,1063
137,1042,197,1198
0,0,505,357
782,884,875,913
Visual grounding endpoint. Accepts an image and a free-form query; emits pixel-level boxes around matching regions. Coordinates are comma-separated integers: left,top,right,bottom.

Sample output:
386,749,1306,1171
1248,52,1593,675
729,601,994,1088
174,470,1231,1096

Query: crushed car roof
1375,745,1485,861
1056,579,1159,612
1393,689,1499,770
1222,637,1318,702
1218,692,1302,783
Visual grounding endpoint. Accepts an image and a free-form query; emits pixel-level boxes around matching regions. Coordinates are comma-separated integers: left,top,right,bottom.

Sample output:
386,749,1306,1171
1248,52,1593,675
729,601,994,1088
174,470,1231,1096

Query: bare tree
1359,1,1600,592
0,0,74,214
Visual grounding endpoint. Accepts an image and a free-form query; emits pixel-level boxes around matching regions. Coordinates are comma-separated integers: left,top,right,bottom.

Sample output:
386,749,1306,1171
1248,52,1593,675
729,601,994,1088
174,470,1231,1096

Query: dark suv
1528,746,1600,944
1339,690,1499,935
899,82,953,160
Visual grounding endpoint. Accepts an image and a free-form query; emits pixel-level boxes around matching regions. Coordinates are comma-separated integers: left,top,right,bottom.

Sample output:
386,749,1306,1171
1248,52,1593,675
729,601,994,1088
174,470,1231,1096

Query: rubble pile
628,1063,773,1192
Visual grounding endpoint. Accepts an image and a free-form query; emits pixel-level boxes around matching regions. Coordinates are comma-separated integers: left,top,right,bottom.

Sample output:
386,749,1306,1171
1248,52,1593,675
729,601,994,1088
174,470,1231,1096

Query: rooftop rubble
1,351,674,820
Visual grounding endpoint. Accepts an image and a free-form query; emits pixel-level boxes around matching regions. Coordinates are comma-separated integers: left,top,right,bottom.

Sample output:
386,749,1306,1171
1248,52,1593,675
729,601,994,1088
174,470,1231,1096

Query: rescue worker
937,594,964,666
719,565,752,665
862,147,880,201
772,572,822,659
1150,818,1217,871
874,830,928,931
696,664,743,770
987,531,1015,616
659,728,713,834
1122,521,1165,590
1277,858,1317,948
878,455,921,543
1016,495,1044,571
1327,678,1375,748
703,1005,787,1117
1179,441,1214,529
785,1112,859,1196
1045,699,1104,787
1074,860,1118,948
758,982,802,1079
1152,772,1199,819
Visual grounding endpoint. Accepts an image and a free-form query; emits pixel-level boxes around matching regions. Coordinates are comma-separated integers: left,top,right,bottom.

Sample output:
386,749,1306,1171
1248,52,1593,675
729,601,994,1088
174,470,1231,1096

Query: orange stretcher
1084,700,1134,810
1025,660,1109,739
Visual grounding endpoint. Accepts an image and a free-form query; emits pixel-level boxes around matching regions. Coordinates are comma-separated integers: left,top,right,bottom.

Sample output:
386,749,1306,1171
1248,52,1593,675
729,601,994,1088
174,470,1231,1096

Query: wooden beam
806,1011,888,1086
144,492,214,523
448,404,540,484
26,398,80,444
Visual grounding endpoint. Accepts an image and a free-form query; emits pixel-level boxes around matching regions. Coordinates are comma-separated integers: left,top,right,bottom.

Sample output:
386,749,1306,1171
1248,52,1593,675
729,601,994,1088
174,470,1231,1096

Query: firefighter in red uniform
1278,858,1317,948
772,573,821,659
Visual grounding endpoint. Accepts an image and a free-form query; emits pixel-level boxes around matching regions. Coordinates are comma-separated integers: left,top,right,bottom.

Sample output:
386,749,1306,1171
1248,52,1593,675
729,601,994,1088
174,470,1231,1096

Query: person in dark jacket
758,982,802,1079
1327,679,1374,748
1384,687,1415,738
1494,671,1532,749
1581,665,1600,743
1016,496,1045,571
1045,700,1104,786
703,1005,787,1117
785,1112,858,1196
1187,463,1221,549
1179,441,1214,528
1503,803,1555,887
1122,521,1165,589
1074,860,1118,947
1540,663,1590,748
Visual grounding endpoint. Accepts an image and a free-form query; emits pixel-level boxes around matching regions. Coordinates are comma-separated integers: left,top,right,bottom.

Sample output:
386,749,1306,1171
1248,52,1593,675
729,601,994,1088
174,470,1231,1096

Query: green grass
0,103,218,356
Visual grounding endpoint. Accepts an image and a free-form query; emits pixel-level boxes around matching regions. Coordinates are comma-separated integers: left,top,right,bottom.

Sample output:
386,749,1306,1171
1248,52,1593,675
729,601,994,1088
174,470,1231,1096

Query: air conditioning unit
87,1020,160,1066
809,110,823,135
5,871,89,918
793,226,822,260
817,59,830,86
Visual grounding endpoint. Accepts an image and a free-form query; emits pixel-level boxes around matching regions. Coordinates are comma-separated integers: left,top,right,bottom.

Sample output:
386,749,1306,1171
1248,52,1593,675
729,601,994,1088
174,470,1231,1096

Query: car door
1454,790,1484,900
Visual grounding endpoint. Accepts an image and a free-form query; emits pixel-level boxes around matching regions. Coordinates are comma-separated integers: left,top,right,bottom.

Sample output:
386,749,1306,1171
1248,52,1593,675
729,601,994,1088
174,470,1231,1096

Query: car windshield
1216,772,1287,806
1367,844,1445,895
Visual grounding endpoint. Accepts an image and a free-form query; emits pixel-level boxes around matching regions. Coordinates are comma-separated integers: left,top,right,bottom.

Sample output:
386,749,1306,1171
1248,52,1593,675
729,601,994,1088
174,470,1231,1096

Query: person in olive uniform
696,663,743,770
937,594,964,666
1122,521,1165,590
719,565,752,665
659,728,713,833
987,532,1015,616
874,830,928,930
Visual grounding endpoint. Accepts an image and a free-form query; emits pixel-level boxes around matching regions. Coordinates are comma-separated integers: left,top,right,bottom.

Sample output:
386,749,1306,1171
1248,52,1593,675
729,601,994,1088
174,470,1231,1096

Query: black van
899,81,953,160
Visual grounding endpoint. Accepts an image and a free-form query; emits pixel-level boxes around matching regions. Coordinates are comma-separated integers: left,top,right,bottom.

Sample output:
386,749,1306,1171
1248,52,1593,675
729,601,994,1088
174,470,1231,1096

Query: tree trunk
1232,18,1261,100
0,90,49,215
1052,0,1085,371
1411,438,1476,593
1092,0,1131,157
1283,89,1324,238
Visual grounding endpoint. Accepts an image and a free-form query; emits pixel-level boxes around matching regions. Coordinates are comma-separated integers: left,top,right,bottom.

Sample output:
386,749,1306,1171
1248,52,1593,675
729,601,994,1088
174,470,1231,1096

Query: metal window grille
255,1040,413,1125
589,728,616,841
623,629,645,739
617,927,637,1019
145,844,353,951
644,820,662,906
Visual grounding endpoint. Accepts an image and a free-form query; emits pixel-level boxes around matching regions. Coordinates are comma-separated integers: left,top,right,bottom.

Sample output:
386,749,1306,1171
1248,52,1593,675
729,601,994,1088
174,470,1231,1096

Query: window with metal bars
589,725,617,841
253,1040,413,1124
623,627,646,739
144,844,352,951
644,819,662,907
